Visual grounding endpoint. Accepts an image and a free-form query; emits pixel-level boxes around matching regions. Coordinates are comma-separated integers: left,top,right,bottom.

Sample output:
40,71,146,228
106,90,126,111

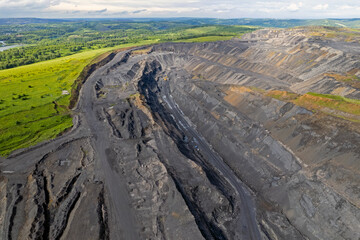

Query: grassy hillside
180,18,360,28
0,40,157,156
2,18,360,28
0,23,257,70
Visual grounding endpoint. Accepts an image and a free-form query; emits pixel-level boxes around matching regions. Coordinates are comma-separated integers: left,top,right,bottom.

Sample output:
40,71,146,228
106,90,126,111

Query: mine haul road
76,50,139,240
161,80,262,240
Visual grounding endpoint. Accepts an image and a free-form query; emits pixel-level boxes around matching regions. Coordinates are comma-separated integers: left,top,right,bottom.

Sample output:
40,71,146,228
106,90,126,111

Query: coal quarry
1,28,360,240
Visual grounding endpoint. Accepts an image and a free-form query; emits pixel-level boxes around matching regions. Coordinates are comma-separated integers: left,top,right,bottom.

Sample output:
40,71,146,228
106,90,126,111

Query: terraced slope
0,27,359,240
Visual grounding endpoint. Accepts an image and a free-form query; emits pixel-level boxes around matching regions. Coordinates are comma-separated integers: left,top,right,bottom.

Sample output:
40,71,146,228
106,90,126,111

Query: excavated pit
1,28,360,240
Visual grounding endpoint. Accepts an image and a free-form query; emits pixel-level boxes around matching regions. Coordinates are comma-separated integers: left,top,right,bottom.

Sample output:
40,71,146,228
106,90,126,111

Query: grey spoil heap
1,28,360,240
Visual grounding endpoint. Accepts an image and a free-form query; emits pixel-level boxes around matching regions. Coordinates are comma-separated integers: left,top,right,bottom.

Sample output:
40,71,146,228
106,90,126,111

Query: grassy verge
266,90,299,101
324,72,360,89
265,90,360,121
224,86,360,122
305,26,360,42
294,92,360,116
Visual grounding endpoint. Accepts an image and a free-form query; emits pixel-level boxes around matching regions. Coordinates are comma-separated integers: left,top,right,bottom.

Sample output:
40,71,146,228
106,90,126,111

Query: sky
0,0,360,19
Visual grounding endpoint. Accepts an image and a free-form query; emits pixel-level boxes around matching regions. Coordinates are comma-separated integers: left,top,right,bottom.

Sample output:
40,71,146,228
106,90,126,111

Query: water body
0,44,22,52
0,41,24,52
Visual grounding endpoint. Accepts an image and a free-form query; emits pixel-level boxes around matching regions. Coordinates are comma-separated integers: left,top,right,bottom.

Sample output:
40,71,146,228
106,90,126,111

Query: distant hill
0,18,70,25
1,17,360,28
179,18,360,28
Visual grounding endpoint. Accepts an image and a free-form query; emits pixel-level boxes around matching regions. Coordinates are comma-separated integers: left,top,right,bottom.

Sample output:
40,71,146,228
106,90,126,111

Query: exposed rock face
0,28,359,240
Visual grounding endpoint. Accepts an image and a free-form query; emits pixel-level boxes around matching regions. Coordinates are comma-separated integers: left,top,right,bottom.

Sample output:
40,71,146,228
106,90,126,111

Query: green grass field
0,40,158,156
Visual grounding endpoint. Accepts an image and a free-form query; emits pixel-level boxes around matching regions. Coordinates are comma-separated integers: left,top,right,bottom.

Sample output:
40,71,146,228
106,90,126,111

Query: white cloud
285,2,303,11
338,4,360,10
0,0,57,8
1,0,360,18
339,5,352,10
45,0,202,15
313,4,328,10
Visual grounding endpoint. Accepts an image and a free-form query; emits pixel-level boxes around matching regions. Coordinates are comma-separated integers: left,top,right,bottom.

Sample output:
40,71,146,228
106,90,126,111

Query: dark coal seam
54,192,81,240
137,60,229,240
7,184,23,240
56,173,81,205
97,187,110,240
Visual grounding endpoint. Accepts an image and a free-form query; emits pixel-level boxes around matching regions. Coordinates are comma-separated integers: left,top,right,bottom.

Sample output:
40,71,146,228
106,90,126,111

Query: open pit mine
0,28,360,240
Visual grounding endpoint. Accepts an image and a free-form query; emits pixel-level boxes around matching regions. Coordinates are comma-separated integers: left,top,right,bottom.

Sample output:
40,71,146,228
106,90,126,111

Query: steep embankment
1,27,359,240
134,28,360,239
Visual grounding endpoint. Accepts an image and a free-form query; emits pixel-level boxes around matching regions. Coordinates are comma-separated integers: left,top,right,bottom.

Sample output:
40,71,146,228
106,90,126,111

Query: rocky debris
0,138,107,240
128,32,359,239
1,27,360,239
100,98,204,239
167,76,360,239
0,177,8,238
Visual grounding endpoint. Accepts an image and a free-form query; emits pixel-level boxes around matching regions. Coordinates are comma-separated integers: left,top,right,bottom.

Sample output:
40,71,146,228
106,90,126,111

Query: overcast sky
0,0,359,19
